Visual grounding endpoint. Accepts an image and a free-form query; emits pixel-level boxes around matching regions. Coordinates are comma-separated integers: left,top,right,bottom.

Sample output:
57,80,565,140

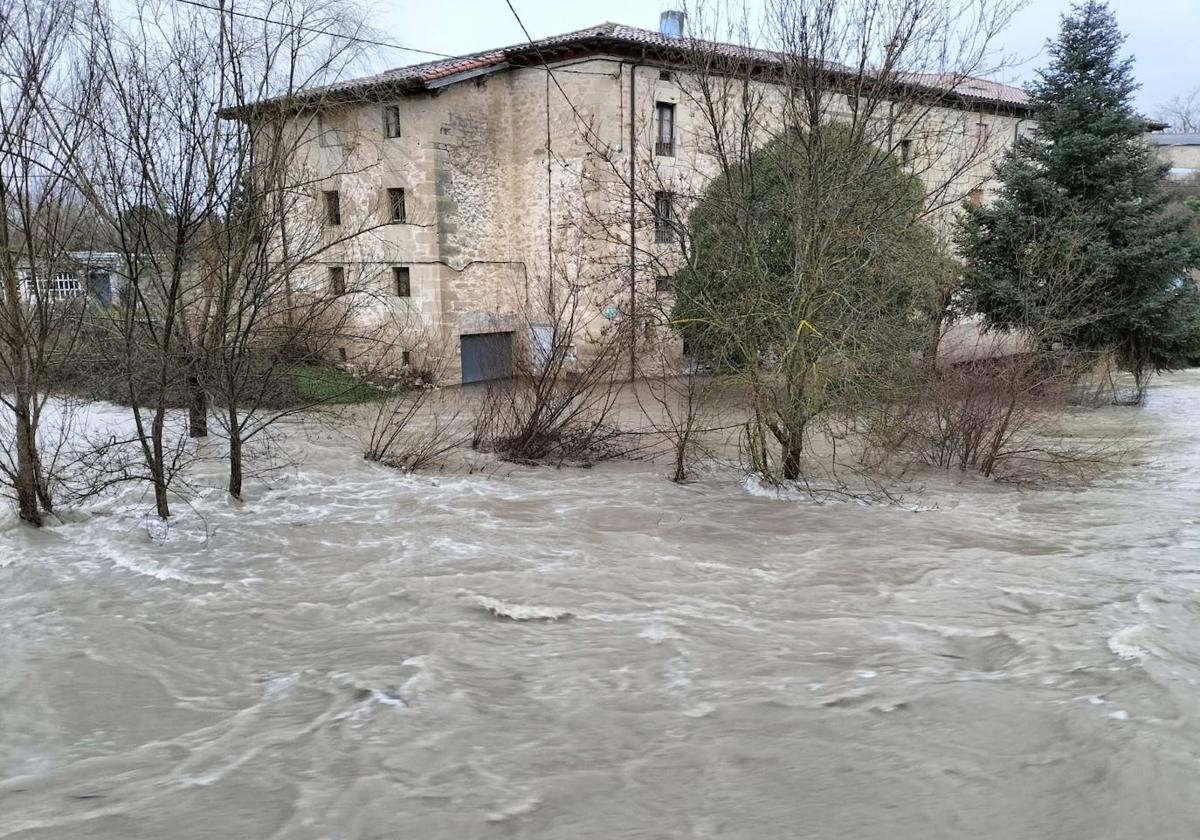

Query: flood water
2,373,1200,839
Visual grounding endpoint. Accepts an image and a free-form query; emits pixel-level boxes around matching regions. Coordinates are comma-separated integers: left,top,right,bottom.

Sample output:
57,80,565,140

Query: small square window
655,274,673,293
328,266,346,295
383,105,401,138
387,188,406,223
659,69,672,82
323,190,341,226
393,266,411,297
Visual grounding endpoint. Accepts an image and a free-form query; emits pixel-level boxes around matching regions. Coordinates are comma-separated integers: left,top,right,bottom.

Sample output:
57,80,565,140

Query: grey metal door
460,331,514,384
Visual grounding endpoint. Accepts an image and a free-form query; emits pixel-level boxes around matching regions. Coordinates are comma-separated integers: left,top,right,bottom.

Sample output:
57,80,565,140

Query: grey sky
371,0,1197,118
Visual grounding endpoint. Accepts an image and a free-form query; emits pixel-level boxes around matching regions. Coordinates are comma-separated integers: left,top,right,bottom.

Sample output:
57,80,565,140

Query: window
383,105,402,139
393,266,411,297
317,113,336,147
846,94,859,115
655,102,675,157
969,187,984,206
899,138,912,165
655,274,673,293
402,351,412,367
337,347,348,362
328,266,346,295
975,121,990,146
387,188,406,223
36,271,84,301
654,191,675,244
323,190,341,226
659,69,673,82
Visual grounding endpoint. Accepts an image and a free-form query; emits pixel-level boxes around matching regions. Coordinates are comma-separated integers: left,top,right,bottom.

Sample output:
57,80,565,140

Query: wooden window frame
387,187,406,224
393,266,411,297
383,104,402,139
654,192,676,244
655,102,676,157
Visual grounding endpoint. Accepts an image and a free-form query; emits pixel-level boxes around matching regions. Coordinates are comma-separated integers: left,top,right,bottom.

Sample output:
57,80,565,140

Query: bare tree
1158,87,1200,134
66,0,397,513
0,0,98,525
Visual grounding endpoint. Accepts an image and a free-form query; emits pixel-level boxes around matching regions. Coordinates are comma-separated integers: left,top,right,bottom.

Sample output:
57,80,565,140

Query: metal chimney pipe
659,10,685,38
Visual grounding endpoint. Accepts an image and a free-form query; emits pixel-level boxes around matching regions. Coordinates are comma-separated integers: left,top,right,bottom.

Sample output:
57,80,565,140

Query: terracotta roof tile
314,21,1028,110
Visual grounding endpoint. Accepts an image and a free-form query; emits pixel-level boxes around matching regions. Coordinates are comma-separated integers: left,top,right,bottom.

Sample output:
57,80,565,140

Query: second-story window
654,191,675,244
975,120,990,147
317,113,336,147
323,190,341,226
393,266,411,297
656,102,676,157
328,266,346,295
899,138,913,165
387,188,406,223
383,105,402,138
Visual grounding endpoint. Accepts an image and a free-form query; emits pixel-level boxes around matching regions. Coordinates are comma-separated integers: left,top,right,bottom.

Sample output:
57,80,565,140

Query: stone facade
284,33,1032,384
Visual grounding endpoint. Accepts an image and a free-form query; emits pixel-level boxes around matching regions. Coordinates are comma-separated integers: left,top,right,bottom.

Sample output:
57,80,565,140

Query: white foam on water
639,623,683,644
1108,625,1153,662
471,595,572,621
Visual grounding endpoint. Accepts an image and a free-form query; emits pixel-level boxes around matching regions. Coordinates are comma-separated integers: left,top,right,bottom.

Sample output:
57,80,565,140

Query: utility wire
171,0,457,59
499,0,613,151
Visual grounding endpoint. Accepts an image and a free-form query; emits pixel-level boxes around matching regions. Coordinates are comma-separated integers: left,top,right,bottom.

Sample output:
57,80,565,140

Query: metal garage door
460,331,514,384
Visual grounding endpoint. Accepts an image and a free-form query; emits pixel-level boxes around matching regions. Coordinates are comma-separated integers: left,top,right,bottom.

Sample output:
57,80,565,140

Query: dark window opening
383,105,402,138
655,102,675,157
323,190,341,226
337,346,347,362
654,192,675,244
328,265,346,295
659,69,672,82
655,274,673,293
387,187,406,223
846,94,859,114
976,121,990,145
899,138,912,165
393,266,411,297
402,350,412,367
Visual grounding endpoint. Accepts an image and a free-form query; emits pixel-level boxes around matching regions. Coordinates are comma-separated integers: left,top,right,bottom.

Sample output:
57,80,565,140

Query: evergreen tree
958,0,1200,401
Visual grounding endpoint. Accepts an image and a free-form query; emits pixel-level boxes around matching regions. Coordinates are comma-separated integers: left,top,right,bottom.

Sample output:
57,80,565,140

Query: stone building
279,13,1033,384
1147,133,1200,181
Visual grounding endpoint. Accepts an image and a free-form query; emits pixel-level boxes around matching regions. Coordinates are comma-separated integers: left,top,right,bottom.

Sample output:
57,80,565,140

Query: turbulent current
3,374,1200,839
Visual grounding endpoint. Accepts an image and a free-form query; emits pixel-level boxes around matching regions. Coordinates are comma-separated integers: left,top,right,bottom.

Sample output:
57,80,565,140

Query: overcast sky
370,0,1197,117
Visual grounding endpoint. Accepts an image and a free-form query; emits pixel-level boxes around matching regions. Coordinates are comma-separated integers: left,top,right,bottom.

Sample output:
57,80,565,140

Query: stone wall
287,55,1031,383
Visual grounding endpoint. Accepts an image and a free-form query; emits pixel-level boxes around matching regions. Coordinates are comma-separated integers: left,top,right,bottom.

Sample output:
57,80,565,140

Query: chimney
659,10,685,38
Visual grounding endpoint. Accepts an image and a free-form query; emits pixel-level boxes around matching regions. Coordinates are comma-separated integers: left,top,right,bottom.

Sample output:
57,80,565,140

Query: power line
171,0,457,60
498,0,613,151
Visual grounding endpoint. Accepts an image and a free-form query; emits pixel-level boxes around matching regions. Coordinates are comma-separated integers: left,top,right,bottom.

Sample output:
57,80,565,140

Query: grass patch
278,363,386,405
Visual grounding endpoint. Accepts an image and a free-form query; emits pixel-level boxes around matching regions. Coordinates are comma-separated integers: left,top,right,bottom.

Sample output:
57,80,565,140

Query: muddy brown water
2,373,1200,838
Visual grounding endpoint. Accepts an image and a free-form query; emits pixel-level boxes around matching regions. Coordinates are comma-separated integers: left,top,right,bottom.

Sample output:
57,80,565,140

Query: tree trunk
228,409,243,500
13,393,43,526
187,368,208,438
781,438,803,481
151,406,171,519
